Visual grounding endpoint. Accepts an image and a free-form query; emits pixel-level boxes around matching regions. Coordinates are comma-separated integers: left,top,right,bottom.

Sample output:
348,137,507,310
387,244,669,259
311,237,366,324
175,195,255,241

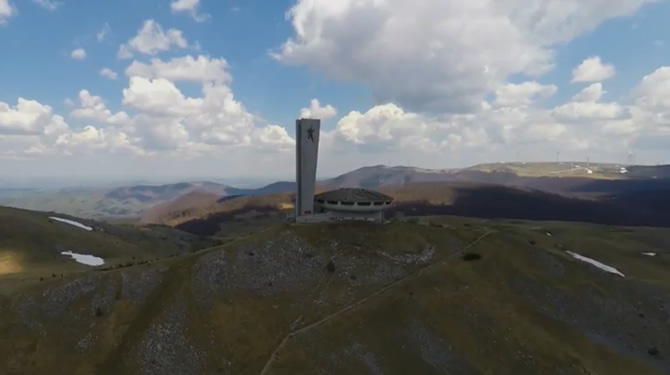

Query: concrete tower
295,118,321,220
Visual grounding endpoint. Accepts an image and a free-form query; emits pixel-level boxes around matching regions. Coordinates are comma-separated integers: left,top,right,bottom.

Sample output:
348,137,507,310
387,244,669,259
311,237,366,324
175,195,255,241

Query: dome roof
315,188,393,203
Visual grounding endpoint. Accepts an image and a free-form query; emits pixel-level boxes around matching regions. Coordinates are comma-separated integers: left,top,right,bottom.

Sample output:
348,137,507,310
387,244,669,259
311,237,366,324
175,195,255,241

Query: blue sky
1,0,669,183
0,0,372,131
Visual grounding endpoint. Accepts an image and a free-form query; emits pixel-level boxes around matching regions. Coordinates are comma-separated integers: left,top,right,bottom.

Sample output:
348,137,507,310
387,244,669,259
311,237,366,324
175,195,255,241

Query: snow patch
566,251,624,277
642,252,656,257
61,251,105,266
49,216,93,231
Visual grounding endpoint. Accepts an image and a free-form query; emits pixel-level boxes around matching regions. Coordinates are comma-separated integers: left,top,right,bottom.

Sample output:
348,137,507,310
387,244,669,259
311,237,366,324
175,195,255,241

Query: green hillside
0,206,218,288
1,216,669,374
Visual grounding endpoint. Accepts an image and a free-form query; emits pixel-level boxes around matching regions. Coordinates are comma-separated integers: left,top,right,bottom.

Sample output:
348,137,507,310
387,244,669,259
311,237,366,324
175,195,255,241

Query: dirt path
259,230,492,375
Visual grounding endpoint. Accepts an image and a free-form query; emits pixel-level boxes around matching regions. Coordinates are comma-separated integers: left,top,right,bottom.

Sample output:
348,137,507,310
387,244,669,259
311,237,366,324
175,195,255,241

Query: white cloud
494,82,557,107
70,90,113,122
552,101,629,122
0,0,14,24
634,66,670,113
32,0,61,11
100,68,118,80
122,77,203,117
254,125,294,150
330,103,442,152
125,55,230,83
275,0,651,114
0,98,65,135
300,99,337,120
633,66,670,128
117,20,190,59
97,23,111,42
571,56,616,83
171,0,209,22
119,58,294,152
572,83,604,102
71,48,86,60
70,90,130,126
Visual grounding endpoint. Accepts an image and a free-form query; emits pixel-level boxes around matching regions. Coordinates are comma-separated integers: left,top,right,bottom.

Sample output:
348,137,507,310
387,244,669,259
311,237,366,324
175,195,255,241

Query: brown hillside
139,191,224,225
141,186,332,226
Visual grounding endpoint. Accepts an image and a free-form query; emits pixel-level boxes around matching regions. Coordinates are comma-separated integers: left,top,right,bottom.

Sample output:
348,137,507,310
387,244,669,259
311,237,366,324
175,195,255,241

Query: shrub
462,253,482,261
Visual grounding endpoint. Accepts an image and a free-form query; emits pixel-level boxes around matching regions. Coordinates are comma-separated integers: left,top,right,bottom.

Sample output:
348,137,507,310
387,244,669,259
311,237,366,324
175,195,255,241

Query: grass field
0,206,218,291
1,211,669,374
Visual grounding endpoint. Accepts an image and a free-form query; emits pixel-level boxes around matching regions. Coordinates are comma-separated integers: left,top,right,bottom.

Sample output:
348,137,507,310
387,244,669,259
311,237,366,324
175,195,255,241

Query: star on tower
307,126,315,142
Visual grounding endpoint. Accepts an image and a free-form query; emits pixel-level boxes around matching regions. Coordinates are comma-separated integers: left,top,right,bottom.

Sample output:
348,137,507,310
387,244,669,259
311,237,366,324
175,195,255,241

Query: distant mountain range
1,162,670,220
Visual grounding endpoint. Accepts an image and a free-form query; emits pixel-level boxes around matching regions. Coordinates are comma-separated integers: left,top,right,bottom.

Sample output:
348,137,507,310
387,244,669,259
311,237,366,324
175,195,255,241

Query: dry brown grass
0,252,22,276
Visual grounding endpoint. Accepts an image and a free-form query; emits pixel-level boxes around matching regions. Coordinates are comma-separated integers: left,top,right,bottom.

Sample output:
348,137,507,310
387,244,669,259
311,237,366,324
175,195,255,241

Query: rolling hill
139,181,670,238
0,180,299,220
323,163,670,195
3,162,670,221
1,217,669,374
0,206,218,288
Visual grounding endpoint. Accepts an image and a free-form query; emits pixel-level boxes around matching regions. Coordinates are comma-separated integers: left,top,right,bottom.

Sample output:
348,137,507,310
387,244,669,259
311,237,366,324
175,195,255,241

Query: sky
1,0,670,183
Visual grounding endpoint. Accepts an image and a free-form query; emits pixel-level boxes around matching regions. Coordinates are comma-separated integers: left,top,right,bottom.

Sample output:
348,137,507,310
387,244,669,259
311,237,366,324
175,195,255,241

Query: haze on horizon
1,0,670,182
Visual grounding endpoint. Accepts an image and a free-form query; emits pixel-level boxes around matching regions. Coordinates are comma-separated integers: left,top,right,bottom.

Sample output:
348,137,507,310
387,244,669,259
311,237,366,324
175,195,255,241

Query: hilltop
1,217,669,374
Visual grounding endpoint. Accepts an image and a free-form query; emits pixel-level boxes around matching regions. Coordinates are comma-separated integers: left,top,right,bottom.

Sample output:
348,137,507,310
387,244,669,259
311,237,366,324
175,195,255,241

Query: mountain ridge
2,162,670,220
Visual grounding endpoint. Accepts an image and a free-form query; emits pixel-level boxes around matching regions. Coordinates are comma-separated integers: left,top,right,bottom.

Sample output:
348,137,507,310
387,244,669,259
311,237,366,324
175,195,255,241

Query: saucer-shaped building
313,188,393,222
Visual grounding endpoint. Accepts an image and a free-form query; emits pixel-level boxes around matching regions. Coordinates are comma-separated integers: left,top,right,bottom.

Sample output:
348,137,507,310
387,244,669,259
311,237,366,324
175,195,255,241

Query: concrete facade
295,118,321,221
292,118,391,224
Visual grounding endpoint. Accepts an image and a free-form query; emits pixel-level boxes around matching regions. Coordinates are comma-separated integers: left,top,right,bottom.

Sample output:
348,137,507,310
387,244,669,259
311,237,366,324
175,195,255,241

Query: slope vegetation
0,206,217,283
0,218,669,374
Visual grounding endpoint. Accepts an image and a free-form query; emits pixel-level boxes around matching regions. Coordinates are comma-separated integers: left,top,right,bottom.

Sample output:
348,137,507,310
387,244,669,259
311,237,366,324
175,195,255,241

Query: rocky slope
1,218,669,374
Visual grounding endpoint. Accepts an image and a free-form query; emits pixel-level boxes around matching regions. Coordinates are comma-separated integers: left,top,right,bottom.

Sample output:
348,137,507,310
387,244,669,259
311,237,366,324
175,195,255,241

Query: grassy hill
0,217,669,374
0,206,219,287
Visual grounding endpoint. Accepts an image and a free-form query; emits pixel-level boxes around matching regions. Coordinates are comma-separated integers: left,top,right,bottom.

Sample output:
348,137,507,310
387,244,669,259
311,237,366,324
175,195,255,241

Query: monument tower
292,117,392,224
295,118,321,221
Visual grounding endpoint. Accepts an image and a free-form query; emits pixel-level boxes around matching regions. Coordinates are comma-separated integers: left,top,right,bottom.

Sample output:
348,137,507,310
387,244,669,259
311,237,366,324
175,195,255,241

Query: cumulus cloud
70,90,112,122
274,0,651,114
171,0,209,22
100,68,118,80
300,99,337,120
116,54,295,152
330,104,444,153
494,82,557,107
634,66,670,114
70,90,130,125
125,55,230,83
0,98,66,135
71,48,86,60
323,63,670,167
572,83,604,102
572,56,616,83
117,20,190,59
0,0,14,24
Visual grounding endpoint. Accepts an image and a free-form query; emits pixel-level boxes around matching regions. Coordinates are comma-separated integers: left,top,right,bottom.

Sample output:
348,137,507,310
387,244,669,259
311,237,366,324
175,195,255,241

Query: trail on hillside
259,230,492,375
